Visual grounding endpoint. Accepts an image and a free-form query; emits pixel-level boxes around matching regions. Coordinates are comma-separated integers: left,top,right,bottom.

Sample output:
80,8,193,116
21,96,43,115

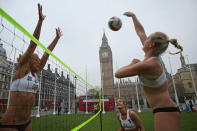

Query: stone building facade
0,43,12,99
173,53,197,103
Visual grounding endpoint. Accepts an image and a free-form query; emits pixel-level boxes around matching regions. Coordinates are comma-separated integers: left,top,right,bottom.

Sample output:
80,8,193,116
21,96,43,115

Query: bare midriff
0,91,35,125
142,81,177,110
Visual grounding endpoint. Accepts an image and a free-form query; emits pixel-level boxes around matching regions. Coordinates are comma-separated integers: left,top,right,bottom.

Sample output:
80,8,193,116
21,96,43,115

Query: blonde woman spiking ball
115,11,182,131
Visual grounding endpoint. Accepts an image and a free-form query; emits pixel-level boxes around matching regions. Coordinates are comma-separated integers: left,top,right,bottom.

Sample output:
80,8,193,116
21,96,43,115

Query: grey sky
0,0,197,87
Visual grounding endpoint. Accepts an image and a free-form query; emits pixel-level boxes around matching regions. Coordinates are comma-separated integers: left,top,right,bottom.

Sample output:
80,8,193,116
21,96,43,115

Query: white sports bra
10,72,39,93
138,56,167,88
120,110,136,130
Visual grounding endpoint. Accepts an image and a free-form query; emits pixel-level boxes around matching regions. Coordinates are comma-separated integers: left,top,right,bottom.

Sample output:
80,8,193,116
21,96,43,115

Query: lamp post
101,72,105,114
116,62,120,99
36,71,42,117
7,48,16,108
135,78,141,112
85,65,88,114
117,79,121,98
68,72,71,114
53,72,60,115
74,76,77,114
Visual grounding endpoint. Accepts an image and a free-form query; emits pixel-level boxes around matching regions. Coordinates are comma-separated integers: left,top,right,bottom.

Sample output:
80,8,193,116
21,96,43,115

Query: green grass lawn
31,111,197,131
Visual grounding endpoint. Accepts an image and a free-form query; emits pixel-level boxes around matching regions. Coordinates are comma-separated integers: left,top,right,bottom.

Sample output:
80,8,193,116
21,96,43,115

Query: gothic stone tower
99,32,114,95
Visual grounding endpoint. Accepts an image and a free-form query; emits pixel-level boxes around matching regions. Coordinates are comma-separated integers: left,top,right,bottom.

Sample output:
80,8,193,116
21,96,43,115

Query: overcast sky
0,0,197,87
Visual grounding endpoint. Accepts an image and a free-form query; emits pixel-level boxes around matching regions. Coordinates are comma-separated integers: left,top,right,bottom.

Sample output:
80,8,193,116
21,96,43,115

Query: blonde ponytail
168,39,183,55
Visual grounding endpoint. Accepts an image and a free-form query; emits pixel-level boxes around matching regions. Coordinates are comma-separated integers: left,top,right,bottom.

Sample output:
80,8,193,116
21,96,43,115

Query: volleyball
108,16,122,31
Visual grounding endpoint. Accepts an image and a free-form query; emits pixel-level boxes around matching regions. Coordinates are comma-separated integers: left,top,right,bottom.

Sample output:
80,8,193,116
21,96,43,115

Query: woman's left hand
130,59,141,65
56,27,63,38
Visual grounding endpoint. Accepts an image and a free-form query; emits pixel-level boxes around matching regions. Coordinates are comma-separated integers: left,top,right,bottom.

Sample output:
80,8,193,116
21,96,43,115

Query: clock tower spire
99,32,114,96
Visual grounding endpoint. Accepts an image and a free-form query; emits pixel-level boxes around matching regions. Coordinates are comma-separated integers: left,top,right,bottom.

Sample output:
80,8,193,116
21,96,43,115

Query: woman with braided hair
0,3,62,131
115,11,182,131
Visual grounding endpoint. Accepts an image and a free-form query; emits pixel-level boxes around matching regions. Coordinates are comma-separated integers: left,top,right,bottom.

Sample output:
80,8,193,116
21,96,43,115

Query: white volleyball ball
108,16,122,31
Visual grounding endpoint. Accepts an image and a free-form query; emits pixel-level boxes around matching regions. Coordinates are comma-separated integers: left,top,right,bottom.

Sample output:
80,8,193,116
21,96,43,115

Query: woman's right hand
38,3,46,21
130,58,141,65
123,12,135,17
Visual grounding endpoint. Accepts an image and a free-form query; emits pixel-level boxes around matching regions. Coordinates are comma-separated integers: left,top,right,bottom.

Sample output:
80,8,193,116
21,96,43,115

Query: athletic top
138,56,167,88
120,110,136,130
10,72,39,93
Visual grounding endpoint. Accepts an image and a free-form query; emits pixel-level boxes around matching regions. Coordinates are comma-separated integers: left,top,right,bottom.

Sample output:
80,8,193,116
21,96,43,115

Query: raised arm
130,111,145,131
123,12,147,46
20,3,46,64
39,27,62,72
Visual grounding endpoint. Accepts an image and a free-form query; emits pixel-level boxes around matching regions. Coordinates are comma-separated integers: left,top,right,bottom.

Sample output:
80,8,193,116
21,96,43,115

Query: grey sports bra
10,72,39,93
138,56,167,88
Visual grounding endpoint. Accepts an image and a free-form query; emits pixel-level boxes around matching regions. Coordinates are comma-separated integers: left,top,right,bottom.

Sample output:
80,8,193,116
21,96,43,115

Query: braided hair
168,39,183,55
151,32,183,55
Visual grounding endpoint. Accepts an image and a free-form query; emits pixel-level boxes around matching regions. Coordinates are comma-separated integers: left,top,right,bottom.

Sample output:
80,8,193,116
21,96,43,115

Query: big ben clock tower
99,32,114,96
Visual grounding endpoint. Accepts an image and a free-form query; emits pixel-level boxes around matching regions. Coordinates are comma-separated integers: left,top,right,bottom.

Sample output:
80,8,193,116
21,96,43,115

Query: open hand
38,3,46,21
123,12,135,17
56,27,63,38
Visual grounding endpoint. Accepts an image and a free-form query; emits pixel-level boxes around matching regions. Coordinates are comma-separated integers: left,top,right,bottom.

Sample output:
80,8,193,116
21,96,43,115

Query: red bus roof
79,94,113,97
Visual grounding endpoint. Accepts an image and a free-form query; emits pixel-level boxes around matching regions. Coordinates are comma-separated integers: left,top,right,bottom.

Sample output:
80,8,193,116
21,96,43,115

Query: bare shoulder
143,58,160,66
141,58,162,75
148,58,163,71
128,109,136,116
129,110,140,120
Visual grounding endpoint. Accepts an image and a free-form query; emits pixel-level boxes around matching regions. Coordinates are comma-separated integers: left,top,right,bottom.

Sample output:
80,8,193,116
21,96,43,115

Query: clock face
102,52,108,57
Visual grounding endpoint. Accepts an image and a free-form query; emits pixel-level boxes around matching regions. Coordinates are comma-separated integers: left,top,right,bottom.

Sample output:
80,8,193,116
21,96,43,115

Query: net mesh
0,10,102,131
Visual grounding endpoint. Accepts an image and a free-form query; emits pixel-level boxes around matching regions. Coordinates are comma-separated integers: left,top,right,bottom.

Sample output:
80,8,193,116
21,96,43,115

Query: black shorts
0,121,31,131
153,107,180,114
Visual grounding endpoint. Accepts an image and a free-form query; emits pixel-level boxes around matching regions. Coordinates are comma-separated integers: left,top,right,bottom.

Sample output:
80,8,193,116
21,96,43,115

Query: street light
36,71,42,117
53,72,61,115
101,72,105,114
85,65,88,114
117,79,121,98
7,48,16,109
135,78,141,112
116,62,121,98
74,76,77,114
67,72,71,114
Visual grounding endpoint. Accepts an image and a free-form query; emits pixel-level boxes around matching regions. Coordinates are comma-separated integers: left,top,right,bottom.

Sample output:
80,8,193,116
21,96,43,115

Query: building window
188,82,192,88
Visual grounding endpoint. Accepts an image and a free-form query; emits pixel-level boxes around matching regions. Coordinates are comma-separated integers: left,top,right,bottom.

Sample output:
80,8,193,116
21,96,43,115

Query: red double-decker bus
78,95,115,112
0,98,8,113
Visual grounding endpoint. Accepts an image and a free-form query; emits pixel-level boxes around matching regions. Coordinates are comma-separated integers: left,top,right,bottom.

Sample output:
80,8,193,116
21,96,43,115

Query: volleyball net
0,8,102,131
